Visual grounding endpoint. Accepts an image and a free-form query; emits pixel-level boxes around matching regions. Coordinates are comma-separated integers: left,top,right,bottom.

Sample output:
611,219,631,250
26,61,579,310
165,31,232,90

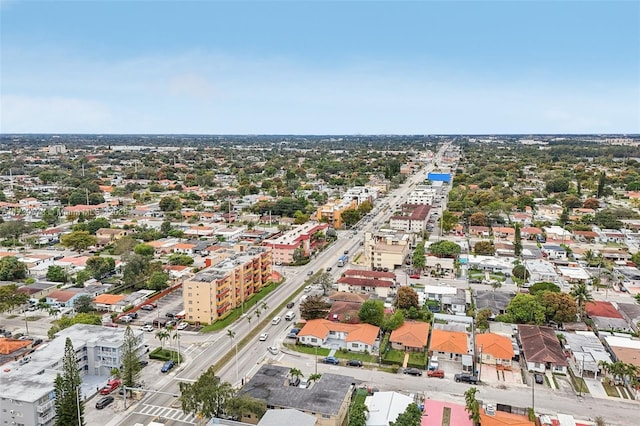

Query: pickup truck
454,373,478,384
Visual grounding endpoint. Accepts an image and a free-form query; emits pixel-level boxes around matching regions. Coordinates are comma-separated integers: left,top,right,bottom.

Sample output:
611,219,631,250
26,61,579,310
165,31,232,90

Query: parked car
307,270,313,276
99,379,121,395
152,318,167,328
534,373,544,384
427,369,445,378
161,360,175,373
326,267,332,272
454,373,478,384
403,368,423,376
141,324,154,332
267,346,279,355
286,301,295,309
322,356,340,365
119,315,133,323
259,332,268,341
139,360,149,367
409,274,421,279
140,304,155,311
95,396,114,410
165,312,176,318
176,322,188,330
346,359,363,367
127,311,138,319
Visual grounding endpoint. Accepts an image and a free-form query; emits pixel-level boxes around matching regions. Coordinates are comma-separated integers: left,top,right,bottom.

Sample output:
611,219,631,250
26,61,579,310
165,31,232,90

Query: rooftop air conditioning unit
485,404,495,416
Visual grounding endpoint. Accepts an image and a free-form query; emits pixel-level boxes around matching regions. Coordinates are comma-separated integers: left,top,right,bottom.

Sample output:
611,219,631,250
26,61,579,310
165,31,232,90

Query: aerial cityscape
1,2,639,426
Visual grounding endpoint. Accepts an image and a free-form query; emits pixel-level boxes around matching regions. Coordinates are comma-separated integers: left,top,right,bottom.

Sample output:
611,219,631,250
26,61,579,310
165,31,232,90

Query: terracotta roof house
93,294,126,312
476,333,514,368
327,301,361,324
95,228,130,245
328,291,370,304
480,407,534,426
429,330,468,360
389,321,430,352
297,319,379,353
585,301,624,319
172,243,197,255
336,276,395,299
517,325,568,373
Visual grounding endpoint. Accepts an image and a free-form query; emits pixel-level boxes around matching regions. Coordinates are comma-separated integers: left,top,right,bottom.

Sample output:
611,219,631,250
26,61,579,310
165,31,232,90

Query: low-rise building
475,333,514,368
388,204,431,233
263,222,329,265
517,325,568,374
297,319,379,353
389,321,429,352
429,329,469,361
239,365,354,426
315,199,357,229
365,391,413,426
362,230,414,271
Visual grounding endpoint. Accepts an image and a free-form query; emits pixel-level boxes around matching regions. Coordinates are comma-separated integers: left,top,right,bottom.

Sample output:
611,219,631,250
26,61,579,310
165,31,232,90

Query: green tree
0,283,29,313
85,256,116,280
504,293,545,325
389,402,422,426
514,223,522,257
85,217,110,235
74,270,91,287
511,264,530,281
358,299,385,326
540,291,577,324
348,397,368,426
134,243,155,257
147,271,170,291
473,241,495,255
300,295,331,320
60,230,97,252
440,210,459,233
0,220,32,241
570,282,593,319
159,196,182,212
289,367,303,381
341,209,362,228
631,251,640,267
120,326,142,389
396,286,419,310
293,210,310,224
179,366,235,419
309,272,334,296
475,308,493,331
168,254,195,266
412,242,426,272
528,282,560,296
428,240,461,258
73,295,94,314
383,310,405,331
156,329,170,350
0,256,28,280
54,337,86,426
597,171,606,198
464,387,481,426
46,265,68,283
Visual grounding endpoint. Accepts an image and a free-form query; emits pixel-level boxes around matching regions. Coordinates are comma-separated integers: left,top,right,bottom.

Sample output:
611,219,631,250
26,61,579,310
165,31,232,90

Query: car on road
139,360,149,367
307,270,314,276
326,267,332,272
259,332,268,341
409,274,421,279
267,346,279,355
176,322,188,330
95,396,114,410
427,369,445,378
454,373,478,384
304,285,312,292
141,324,154,332
99,379,121,395
346,359,363,367
534,373,544,384
403,368,423,376
322,356,340,365
161,360,175,373
286,301,295,309
344,250,349,254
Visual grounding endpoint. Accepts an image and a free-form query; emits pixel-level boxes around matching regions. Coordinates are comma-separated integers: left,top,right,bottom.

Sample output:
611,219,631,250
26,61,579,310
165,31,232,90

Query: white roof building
365,391,413,426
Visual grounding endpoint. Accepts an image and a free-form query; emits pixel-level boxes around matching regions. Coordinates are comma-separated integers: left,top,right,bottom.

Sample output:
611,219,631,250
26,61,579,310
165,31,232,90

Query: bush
149,347,183,362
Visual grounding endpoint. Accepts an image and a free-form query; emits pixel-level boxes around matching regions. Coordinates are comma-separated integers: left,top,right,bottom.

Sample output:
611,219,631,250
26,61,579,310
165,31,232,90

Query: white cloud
168,72,215,101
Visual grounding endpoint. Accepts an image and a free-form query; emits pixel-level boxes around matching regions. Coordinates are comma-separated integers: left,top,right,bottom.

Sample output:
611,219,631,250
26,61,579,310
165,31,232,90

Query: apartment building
315,199,357,229
183,246,272,324
406,185,438,205
263,222,329,265
388,204,431,233
362,230,414,271
0,324,145,426
342,186,379,205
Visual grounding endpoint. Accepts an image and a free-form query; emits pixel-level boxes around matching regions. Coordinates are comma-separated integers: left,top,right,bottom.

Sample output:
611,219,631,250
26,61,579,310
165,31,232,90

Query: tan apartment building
389,204,431,233
183,246,272,324
262,222,329,265
315,199,357,229
362,230,414,271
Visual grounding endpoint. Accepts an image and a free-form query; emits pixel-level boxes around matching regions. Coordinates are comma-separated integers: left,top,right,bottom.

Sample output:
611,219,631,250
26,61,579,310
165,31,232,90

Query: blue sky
1,0,638,134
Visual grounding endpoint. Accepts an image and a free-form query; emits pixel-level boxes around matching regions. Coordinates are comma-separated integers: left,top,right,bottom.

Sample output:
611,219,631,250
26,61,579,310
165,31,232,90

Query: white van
284,311,296,321
271,316,282,325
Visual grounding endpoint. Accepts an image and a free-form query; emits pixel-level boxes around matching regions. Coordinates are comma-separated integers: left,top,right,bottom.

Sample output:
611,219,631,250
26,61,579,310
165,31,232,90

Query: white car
141,324,154,332
259,332,268,341
176,322,188,330
267,346,279,355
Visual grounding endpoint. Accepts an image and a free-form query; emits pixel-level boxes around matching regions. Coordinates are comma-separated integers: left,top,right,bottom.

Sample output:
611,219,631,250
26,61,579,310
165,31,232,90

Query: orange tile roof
174,243,196,249
480,409,534,426
298,319,379,346
476,333,514,360
390,321,430,348
0,338,32,355
429,330,468,355
93,294,126,305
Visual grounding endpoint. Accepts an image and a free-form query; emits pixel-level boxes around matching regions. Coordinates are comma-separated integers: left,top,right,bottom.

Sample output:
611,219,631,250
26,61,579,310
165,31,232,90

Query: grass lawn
6,315,18,319
149,347,183,363
572,376,589,394
602,382,620,397
25,316,42,321
283,343,330,357
408,351,426,367
383,349,405,364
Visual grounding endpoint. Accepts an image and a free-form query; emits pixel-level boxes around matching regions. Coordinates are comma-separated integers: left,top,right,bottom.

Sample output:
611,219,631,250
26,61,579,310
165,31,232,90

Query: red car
409,274,421,279
427,369,445,378
99,379,121,395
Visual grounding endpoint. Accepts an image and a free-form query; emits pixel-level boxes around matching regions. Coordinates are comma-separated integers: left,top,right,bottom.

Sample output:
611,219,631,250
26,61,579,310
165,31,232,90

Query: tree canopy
358,299,385,326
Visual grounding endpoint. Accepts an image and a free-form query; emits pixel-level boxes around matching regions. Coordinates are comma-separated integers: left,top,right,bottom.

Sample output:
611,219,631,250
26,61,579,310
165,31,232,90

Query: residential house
556,266,590,285
336,275,395,299
585,301,631,332
389,321,430,352
365,391,413,426
424,256,455,278
519,226,542,240
297,319,379,353
492,226,515,241
46,289,82,308
479,407,534,426
517,325,568,373
239,365,353,426
469,226,491,238
537,205,563,222
603,335,640,375
95,228,130,245
540,244,567,260
429,329,469,361
560,331,612,378
475,333,514,368
542,226,572,243
93,293,127,312
421,399,472,426
524,260,560,286
617,302,640,333
173,243,197,255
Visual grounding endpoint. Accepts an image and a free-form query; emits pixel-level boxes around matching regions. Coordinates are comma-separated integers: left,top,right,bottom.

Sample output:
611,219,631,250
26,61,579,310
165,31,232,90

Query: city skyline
1,0,639,135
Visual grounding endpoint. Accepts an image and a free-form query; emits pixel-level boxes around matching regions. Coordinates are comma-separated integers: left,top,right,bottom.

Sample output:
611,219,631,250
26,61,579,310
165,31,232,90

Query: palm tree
246,313,252,324
289,368,303,381
155,329,169,350
308,373,322,384
570,282,593,319
598,360,611,381
582,249,595,266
